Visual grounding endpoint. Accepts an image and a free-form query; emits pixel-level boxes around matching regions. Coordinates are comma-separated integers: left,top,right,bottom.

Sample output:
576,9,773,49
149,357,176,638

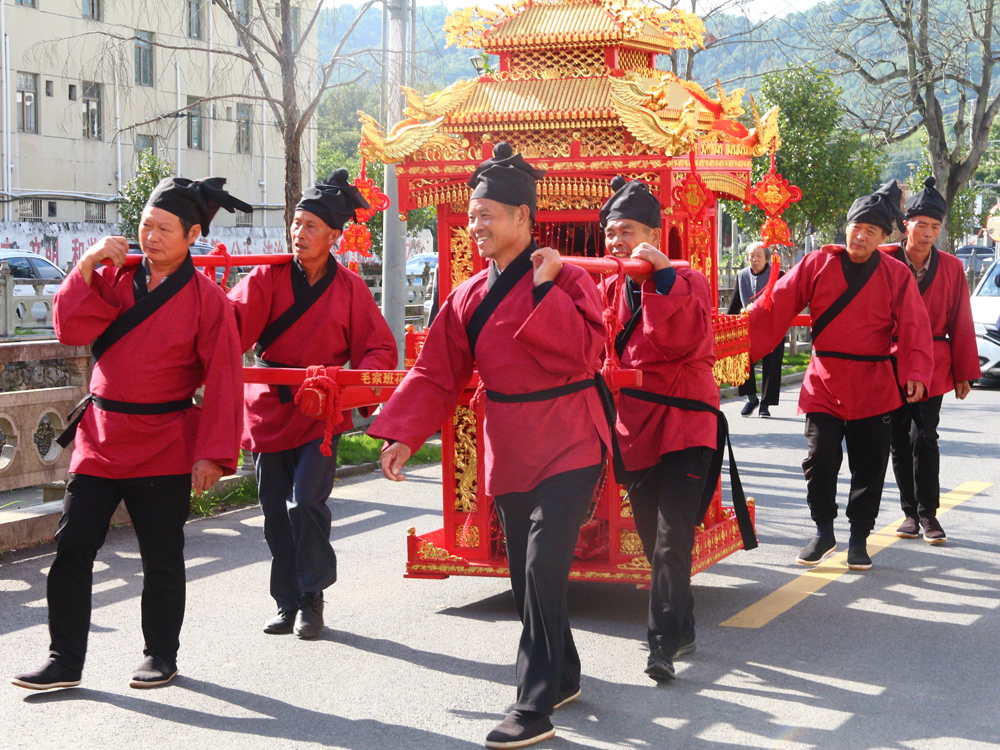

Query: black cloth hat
599,176,661,229
296,169,371,231
146,176,253,236
905,176,948,222
846,180,905,235
468,142,547,219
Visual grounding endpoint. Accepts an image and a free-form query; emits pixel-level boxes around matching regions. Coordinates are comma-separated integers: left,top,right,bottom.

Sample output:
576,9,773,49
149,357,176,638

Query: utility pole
381,0,408,367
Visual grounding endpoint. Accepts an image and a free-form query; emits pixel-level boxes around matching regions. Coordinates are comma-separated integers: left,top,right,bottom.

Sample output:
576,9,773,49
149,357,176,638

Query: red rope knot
599,254,628,382
295,365,343,457
208,242,234,287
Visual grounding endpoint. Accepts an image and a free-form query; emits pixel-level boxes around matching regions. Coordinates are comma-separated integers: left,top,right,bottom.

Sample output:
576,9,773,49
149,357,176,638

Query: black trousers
628,447,713,655
47,472,191,671
254,435,340,613
494,462,601,715
802,411,892,539
890,396,944,519
738,340,785,405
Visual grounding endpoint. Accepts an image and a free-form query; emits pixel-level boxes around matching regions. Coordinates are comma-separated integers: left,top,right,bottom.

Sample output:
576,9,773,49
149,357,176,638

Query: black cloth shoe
740,398,760,417
645,647,675,682
759,404,771,418
485,710,555,749
11,659,81,691
796,535,836,566
294,593,324,639
263,609,297,634
129,655,178,689
847,539,872,571
896,517,920,538
674,634,696,659
553,684,581,710
921,516,947,544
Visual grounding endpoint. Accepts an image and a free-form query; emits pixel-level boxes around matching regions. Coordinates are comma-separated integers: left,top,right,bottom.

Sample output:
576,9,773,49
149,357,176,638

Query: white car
0,250,65,295
970,258,1000,382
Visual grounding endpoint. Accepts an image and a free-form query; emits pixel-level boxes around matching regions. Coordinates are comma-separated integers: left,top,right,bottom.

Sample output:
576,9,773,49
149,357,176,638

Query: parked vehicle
970,258,1000,382
128,240,227,283
406,253,438,275
0,250,65,295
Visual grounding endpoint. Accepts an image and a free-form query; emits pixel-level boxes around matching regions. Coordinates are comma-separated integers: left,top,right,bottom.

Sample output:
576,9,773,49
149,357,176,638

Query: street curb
720,369,806,400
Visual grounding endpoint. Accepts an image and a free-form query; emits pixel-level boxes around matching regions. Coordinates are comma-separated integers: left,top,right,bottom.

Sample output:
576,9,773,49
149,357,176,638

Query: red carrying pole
109,253,294,267
565,257,689,276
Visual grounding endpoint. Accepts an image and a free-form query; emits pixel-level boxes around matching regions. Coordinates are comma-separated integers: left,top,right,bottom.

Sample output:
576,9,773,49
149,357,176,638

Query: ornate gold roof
445,0,705,53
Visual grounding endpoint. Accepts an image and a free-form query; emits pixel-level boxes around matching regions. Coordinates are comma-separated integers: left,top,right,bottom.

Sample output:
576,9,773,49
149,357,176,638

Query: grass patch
189,476,259,517
337,433,442,467
781,351,812,375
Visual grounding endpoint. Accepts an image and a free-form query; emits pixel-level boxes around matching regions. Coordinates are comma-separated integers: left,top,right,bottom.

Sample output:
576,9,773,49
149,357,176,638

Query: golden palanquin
361,0,779,583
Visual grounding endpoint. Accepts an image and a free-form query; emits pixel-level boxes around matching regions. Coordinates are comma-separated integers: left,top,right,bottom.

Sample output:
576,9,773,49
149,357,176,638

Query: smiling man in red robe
229,169,396,640
370,143,610,749
11,177,247,691
748,181,933,571
882,177,980,544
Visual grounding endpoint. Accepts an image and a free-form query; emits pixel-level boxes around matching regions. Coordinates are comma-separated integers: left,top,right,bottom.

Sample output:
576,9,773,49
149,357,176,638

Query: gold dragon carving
453,406,479,514
451,226,475,287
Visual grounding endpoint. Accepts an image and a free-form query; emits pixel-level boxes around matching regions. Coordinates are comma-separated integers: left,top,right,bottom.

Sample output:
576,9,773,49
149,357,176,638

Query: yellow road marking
720,481,993,629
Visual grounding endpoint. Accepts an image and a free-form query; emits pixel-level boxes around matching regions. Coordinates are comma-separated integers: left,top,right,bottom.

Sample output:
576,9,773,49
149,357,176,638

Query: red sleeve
347,274,398,372
194,285,245,473
53,266,123,346
367,291,473,455
893,271,934,390
747,258,810,362
513,266,605,376
946,267,982,384
227,267,274,353
640,269,712,360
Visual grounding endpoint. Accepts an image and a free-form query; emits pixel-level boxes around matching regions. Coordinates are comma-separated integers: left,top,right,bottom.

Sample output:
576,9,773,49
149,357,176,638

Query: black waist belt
814,350,891,362
891,336,949,342
619,388,757,550
486,378,595,403
56,394,194,448
254,355,299,404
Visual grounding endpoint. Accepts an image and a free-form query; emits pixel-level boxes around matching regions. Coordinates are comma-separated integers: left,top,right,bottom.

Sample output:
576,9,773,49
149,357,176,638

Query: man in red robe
229,169,397,639
748,181,933,571
11,177,247,691
882,177,980,543
370,143,610,749
600,176,755,682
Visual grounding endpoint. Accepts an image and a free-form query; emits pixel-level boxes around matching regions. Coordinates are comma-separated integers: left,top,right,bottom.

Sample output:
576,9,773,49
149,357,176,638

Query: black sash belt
56,394,194,448
486,378,595,403
891,336,949,342
619,388,757,550
814,350,891,362
253,355,300,404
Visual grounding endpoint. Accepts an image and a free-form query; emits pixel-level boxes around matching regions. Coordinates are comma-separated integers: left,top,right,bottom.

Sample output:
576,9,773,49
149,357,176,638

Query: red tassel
757,252,781,311
294,366,343,457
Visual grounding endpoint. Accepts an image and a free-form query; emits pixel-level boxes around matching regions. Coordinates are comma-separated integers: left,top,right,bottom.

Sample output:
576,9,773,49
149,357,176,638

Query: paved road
2,383,999,750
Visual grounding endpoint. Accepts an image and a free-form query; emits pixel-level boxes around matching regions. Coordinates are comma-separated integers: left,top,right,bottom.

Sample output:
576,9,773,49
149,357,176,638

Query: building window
16,73,38,133
187,0,203,40
235,0,250,27
68,84,77,101
187,96,203,150
235,210,252,228
290,6,301,48
85,202,107,223
82,0,99,20
135,134,154,154
236,103,252,154
135,31,154,87
45,80,53,97
48,201,57,218
82,82,102,139
15,0,36,7
19,199,43,222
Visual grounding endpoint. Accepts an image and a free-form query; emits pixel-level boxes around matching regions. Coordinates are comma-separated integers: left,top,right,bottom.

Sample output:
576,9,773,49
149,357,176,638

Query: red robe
748,249,933,421
53,263,243,478
604,269,718,472
229,259,397,453
368,260,611,497
882,244,981,397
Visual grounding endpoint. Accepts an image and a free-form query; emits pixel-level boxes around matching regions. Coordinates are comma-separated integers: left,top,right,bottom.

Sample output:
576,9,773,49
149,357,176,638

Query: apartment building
0,0,318,230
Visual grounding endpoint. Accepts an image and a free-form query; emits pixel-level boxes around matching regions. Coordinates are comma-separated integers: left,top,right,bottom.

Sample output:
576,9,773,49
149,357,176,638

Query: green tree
117,150,175,240
726,66,885,262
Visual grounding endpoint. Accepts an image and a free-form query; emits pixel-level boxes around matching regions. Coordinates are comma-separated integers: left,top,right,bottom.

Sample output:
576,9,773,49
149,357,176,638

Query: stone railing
0,261,57,337
362,272,431,328
0,341,91,492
